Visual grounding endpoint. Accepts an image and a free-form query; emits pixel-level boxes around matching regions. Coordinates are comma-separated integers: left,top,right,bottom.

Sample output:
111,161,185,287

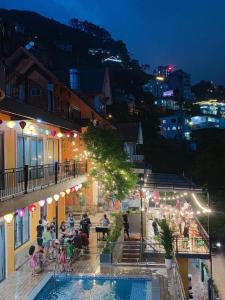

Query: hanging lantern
75,185,79,191
53,194,60,201
45,129,50,135
73,132,78,138
46,197,53,204
65,189,71,195
19,121,26,130
66,132,71,138
6,121,16,129
60,191,66,197
39,200,45,207
78,183,82,189
17,208,26,217
4,213,14,223
51,130,56,137
70,187,75,193
28,204,36,213
57,132,63,138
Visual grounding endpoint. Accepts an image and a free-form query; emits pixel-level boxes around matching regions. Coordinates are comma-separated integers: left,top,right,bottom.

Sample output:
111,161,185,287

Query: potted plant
157,219,174,269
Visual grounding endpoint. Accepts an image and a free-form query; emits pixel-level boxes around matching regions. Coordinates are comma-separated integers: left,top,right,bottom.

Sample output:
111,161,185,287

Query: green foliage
157,219,174,259
102,213,123,254
82,125,137,200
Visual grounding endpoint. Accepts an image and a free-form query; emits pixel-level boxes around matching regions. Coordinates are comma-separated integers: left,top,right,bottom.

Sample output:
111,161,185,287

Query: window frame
14,208,30,250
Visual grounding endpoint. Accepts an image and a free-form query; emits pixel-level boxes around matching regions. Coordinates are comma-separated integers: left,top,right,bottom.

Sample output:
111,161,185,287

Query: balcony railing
0,161,87,201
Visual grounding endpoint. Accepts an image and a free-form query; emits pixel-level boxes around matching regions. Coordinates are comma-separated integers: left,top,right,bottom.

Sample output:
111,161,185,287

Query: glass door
0,223,5,282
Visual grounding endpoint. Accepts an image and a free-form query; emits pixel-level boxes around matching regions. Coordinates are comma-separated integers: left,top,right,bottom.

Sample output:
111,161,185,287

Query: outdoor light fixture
51,130,56,137
39,200,45,207
57,132,63,138
53,194,60,201
46,197,53,204
45,129,50,135
73,132,78,138
60,192,66,197
19,121,26,130
4,213,14,223
66,132,71,138
28,204,36,213
29,124,35,132
216,242,221,247
6,121,16,129
66,189,71,195
17,208,25,217
70,187,75,192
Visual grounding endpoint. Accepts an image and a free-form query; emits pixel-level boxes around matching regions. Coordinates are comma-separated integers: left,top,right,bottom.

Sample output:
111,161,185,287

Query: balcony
0,161,87,202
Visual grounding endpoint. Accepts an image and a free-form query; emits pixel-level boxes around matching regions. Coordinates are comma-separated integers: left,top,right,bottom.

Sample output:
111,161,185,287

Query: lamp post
206,190,213,300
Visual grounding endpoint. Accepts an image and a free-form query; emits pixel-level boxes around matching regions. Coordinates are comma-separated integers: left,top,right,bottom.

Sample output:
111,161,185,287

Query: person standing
80,214,92,238
67,214,75,230
36,220,44,246
152,219,159,236
123,211,130,240
100,214,110,239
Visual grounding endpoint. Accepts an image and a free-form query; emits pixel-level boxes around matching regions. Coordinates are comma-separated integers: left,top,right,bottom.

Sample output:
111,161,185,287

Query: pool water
34,275,151,300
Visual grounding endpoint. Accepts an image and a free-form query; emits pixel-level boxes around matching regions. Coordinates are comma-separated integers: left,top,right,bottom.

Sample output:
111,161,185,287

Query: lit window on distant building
184,132,191,140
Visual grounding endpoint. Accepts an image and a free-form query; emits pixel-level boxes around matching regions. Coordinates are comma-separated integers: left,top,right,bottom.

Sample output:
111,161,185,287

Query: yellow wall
58,197,65,225
6,222,14,275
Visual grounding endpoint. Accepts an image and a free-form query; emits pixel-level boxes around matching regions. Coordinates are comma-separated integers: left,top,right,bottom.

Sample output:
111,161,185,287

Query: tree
82,125,137,200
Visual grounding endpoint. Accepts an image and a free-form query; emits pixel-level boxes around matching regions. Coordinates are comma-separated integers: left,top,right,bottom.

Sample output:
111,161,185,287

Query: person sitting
79,229,89,251
72,230,83,258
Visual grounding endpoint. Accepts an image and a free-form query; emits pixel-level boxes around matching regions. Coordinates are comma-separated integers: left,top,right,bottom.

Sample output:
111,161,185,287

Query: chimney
69,68,80,90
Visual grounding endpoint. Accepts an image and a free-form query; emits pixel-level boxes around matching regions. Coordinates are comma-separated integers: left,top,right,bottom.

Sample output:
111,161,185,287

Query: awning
144,173,202,192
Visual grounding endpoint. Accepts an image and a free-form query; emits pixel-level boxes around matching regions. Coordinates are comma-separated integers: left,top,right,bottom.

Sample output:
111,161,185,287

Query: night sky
1,0,225,84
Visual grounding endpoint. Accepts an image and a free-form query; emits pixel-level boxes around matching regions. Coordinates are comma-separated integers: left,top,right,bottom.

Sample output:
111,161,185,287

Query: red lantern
66,132,71,138
28,204,36,213
71,187,75,193
19,121,26,130
51,130,56,137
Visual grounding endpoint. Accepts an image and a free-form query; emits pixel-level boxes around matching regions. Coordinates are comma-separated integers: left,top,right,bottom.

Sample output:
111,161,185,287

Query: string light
46,197,53,204
53,194,60,201
191,193,211,213
39,200,45,207
60,192,66,197
6,121,16,129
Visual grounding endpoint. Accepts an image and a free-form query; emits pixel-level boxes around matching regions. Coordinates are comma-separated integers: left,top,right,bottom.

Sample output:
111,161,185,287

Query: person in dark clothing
80,214,92,238
72,230,82,249
37,220,44,246
123,211,130,239
152,220,159,235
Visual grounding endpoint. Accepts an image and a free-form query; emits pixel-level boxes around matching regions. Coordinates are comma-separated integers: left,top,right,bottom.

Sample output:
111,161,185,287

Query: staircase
121,240,141,263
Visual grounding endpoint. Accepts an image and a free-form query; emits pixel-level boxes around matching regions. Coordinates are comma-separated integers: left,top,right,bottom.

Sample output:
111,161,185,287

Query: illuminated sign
163,90,174,97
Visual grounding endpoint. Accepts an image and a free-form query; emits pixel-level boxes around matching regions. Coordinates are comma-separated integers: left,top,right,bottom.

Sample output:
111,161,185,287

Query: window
68,105,81,122
30,88,41,96
14,207,30,249
17,136,44,167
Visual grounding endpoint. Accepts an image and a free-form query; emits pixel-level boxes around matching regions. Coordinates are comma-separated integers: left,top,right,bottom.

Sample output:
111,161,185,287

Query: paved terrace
0,213,174,300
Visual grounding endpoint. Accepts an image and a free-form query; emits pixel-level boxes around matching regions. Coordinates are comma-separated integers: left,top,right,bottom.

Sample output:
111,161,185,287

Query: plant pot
165,257,172,269
100,253,112,264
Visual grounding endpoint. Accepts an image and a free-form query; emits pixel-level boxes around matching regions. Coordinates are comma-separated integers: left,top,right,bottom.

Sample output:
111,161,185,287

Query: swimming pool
33,275,151,300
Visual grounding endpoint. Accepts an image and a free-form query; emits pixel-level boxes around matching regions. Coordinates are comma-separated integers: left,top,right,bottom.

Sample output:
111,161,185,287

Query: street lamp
206,190,213,300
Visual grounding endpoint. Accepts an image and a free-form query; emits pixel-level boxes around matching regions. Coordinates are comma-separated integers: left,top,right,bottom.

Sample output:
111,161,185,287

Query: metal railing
0,161,87,201
174,237,209,255
171,255,187,300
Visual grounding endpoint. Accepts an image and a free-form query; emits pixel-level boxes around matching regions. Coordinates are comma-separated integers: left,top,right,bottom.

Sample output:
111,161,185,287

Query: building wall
177,257,189,298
